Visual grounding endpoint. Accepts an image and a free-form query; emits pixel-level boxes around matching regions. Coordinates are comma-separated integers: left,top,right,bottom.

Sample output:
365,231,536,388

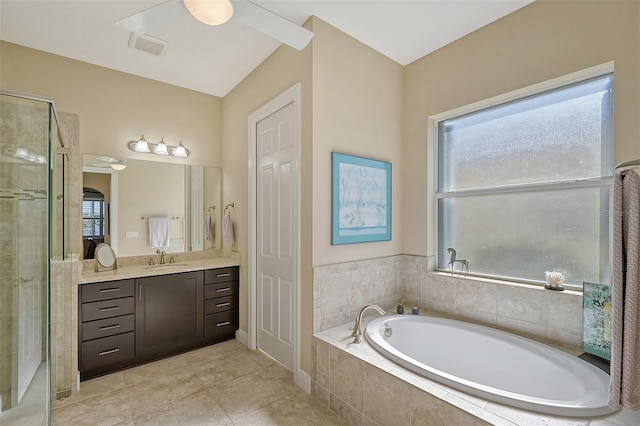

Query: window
436,73,613,287
83,188,105,237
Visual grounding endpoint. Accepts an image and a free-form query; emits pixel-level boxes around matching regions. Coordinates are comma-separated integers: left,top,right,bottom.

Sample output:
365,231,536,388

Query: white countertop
79,257,240,284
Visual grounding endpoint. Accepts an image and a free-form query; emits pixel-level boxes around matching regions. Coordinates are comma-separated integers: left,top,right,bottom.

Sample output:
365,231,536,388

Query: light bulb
155,138,169,155
173,141,189,158
183,0,234,26
134,135,150,153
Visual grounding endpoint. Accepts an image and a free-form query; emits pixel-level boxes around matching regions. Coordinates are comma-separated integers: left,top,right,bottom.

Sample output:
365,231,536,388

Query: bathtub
365,315,615,417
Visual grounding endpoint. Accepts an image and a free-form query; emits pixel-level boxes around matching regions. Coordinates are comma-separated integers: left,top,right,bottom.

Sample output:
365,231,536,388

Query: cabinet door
135,271,203,360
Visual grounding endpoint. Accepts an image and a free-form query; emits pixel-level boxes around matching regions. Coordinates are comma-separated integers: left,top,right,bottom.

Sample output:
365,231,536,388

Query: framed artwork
332,152,391,245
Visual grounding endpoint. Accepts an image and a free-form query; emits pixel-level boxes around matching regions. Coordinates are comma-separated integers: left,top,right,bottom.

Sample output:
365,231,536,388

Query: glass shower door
0,92,63,425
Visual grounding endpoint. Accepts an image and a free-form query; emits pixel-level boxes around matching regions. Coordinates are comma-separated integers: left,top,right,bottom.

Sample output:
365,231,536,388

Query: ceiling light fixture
183,0,234,26
110,160,127,171
127,136,190,158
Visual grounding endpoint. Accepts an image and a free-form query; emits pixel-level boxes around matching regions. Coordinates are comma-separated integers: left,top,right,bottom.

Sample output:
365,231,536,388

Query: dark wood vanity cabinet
135,271,203,362
204,267,239,342
79,266,239,380
79,279,136,379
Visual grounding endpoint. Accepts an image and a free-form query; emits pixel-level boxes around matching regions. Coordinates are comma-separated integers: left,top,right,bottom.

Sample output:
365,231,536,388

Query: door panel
136,271,203,360
257,102,295,370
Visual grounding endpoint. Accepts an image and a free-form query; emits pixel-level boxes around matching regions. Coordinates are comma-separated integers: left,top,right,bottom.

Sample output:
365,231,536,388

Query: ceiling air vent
128,32,169,56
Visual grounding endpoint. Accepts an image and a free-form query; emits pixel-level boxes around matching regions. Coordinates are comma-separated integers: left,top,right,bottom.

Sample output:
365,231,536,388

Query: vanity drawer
80,332,135,371
81,279,135,303
204,295,238,315
204,281,238,299
82,314,135,341
204,310,238,341
204,267,238,284
81,297,135,322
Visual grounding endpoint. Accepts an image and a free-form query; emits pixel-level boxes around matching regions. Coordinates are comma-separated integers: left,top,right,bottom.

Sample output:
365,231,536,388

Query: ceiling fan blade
116,0,184,35
232,0,313,50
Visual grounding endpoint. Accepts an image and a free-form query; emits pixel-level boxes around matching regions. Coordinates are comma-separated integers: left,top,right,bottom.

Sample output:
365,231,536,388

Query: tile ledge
429,271,583,296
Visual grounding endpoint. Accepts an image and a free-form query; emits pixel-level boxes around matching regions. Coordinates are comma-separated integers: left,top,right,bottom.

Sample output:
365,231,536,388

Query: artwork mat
331,152,392,245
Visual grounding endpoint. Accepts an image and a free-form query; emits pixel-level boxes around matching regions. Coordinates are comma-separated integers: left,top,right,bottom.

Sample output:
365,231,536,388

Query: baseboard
56,389,71,400
295,368,312,394
235,329,249,347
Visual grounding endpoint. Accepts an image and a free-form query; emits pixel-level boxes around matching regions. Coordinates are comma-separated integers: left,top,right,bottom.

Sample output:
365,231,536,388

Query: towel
205,214,214,242
222,212,234,246
609,169,640,410
149,217,169,248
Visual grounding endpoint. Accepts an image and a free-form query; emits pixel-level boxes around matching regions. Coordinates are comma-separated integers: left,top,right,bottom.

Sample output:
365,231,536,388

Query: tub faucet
156,249,166,264
351,304,386,344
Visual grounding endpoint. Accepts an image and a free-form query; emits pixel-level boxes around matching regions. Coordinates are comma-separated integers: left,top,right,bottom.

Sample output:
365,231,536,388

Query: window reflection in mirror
82,187,106,259
82,154,221,259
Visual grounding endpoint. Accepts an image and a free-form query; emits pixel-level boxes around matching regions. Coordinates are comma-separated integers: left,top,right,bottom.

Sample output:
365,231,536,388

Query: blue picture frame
332,152,392,245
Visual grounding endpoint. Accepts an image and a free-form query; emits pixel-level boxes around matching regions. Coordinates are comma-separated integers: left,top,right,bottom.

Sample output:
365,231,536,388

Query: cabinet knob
216,321,231,327
99,287,120,293
216,287,231,292
216,273,231,278
99,348,120,356
99,306,120,312
216,302,231,307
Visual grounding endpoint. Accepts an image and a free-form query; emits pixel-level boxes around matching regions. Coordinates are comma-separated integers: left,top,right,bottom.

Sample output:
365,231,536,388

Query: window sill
430,270,583,295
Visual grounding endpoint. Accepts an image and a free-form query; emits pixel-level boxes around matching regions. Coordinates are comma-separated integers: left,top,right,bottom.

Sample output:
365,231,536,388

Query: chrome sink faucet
156,249,166,264
351,304,386,343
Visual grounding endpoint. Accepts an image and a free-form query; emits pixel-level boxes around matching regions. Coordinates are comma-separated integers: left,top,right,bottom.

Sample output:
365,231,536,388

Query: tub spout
351,304,386,343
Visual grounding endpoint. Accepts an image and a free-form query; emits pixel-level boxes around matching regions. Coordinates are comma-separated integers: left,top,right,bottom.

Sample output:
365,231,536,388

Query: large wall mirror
82,154,221,259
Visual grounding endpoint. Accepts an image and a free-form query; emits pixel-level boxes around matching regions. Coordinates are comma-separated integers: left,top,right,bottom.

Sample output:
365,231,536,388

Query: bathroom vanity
78,264,239,380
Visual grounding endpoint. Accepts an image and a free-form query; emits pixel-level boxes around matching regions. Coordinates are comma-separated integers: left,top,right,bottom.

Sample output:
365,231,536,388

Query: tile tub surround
401,255,584,353
314,255,584,353
312,321,640,426
313,256,402,333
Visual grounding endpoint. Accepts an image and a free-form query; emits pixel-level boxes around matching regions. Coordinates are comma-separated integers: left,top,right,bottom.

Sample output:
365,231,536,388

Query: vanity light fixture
155,138,169,156
131,135,150,153
173,141,188,158
183,0,234,26
127,135,190,158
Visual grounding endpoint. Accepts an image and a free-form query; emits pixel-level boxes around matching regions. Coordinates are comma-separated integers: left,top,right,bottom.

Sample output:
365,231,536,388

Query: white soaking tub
365,315,615,417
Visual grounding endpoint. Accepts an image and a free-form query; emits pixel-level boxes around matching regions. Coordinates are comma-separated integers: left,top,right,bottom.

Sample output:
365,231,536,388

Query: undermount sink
145,263,189,269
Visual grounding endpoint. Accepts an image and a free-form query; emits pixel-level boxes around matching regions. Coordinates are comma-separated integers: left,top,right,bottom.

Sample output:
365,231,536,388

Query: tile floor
52,340,345,425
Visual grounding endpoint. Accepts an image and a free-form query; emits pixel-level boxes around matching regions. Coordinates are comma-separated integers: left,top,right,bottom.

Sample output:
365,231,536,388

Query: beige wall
222,17,404,374
402,0,640,256
221,19,313,371
0,41,223,166
311,18,404,266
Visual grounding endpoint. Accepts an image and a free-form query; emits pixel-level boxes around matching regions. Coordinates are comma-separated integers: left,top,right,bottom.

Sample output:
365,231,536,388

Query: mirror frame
94,243,118,272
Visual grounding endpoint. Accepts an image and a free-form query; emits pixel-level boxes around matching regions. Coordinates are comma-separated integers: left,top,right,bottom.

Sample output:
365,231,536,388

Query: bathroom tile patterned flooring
52,340,345,426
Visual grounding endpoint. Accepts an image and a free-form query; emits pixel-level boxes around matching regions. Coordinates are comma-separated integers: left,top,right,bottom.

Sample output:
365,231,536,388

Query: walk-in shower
0,90,71,425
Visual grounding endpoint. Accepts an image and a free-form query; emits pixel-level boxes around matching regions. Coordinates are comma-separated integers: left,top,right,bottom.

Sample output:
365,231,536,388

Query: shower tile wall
50,112,81,400
0,101,49,410
313,254,583,352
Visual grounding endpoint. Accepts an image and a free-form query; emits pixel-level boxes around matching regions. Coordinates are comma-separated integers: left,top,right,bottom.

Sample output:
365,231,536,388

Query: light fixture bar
127,136,190,158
